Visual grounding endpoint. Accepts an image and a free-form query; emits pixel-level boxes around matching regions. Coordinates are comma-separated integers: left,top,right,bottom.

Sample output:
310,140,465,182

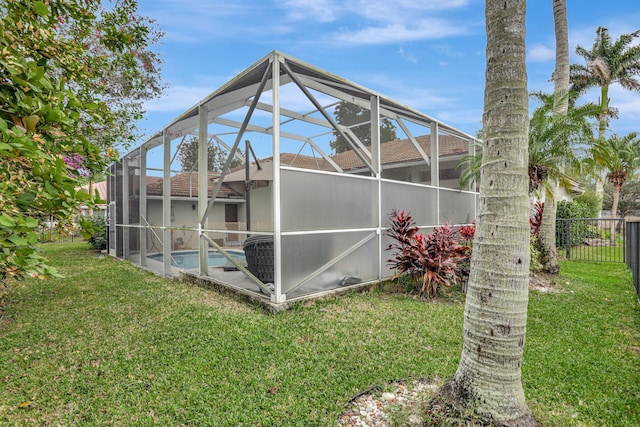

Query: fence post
565,219,571,260
626,219,640,304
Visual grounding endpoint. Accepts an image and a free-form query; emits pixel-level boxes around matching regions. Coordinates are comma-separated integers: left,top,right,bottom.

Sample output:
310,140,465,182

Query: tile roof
232,134,471,174
330,134,471,171
81,180,108,202
149,134,472,197
146,172,242,198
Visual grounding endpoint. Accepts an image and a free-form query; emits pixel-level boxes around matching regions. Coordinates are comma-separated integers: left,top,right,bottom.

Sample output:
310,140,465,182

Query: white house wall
146,199,229,250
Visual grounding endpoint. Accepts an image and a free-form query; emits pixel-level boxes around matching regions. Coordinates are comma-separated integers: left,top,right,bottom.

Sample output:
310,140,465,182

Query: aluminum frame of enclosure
108,50,479,304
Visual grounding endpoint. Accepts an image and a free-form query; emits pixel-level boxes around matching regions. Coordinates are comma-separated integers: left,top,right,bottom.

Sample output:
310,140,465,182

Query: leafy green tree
459,92,597,195
603,179,640,217
178,136,244,172
66,0,165,150
329,101,397,154
592,132,640,243
570,27,640,209
527,92,597,194
573,186,601,218
63,0,164,203
556,200,599,247
0,0,162,282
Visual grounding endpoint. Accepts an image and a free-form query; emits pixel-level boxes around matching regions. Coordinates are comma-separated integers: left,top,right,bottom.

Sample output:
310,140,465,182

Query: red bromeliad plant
386,210,471,298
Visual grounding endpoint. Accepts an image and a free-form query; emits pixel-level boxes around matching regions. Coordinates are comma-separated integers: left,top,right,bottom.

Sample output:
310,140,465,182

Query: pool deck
129,251,266,294
126,250,379,312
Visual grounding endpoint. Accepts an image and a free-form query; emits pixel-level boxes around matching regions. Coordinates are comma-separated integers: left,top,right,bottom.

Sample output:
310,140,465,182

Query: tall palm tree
458,93,597,196
539,0,570,274
528,92,597,196
443,0,536,425
570,27,640,210
592,132,640,244
552,0,570,115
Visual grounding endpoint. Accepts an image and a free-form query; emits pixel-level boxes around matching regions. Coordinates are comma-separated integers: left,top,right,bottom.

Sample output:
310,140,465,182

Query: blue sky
136,0,640,145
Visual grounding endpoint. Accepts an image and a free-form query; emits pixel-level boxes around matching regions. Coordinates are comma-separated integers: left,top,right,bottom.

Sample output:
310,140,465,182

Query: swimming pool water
147,250,245,269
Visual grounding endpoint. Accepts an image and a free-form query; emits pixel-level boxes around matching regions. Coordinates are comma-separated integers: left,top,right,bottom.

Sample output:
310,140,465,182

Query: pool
147,250,245,269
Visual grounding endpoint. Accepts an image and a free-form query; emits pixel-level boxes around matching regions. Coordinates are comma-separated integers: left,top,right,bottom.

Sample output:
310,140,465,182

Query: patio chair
243,235,274,284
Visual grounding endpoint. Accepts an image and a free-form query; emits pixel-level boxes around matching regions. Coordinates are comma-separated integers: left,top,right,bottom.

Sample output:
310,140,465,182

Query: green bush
573,189,600,218
83,216,107,251
557,200,593,219
556,200,595,247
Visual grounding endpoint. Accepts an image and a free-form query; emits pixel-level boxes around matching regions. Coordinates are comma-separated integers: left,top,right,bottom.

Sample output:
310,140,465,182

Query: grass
556,241,625,263
1,243,639,426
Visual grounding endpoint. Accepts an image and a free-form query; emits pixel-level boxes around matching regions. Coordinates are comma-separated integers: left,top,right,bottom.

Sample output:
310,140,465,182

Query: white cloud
398,47,418,63
139,0,270,43
608,86,640,132
143,85,214,112
276,0,472,45
351,72,457,111
348,0,469,21
278,0,469,22
528,44,555,62
279,0,337,22
256,84,337,113
332,19,468,45
576,85,640,136
436,109,483,129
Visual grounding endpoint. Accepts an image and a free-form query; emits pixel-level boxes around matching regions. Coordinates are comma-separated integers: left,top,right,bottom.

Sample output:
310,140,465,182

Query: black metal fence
37,227,82,244
555,218,625,263
626,220,640,303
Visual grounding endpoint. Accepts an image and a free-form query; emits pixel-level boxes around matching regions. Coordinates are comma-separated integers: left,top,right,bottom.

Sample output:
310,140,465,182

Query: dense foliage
556,200,600,247
0,0,163,281
557,200,597,220
177,135,244,172
84,216,107,251
329,101,397,154
603,179,640,217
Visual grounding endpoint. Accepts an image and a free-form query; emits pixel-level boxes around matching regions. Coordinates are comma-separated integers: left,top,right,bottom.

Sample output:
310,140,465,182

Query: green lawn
1,243,639,426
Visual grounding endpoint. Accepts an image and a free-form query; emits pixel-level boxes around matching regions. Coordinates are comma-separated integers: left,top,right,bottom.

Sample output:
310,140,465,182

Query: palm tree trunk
552,0,569,116
540,0,569,274
446,0,535,425
595,85,610,217
610,183,621,245
540,185,560,273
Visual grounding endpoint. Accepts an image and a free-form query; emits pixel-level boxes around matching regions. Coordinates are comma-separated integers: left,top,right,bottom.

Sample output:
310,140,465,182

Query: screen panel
281,169,378,232
280,231,379,298
439,189,477,225
381,180,438,227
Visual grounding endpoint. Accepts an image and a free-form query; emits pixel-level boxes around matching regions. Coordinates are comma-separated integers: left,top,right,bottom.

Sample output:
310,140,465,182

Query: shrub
557,200,595,247
573,189,601,218
530,235,543,272
82,215,107,251
557,200,593,219
386,211,471,298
